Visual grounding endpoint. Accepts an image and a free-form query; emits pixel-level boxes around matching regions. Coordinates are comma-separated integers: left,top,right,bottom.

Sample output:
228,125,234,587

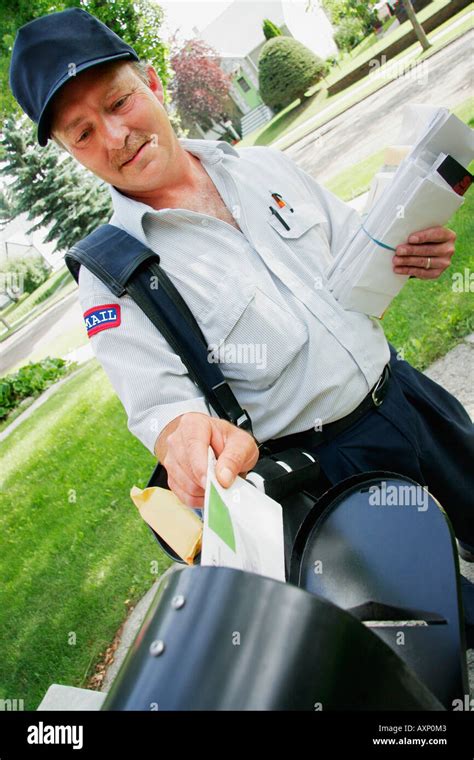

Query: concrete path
0,290,84,375
425,334,474,420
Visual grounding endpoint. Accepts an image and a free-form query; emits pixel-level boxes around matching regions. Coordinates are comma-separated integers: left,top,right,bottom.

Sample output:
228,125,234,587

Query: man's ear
145,65,164,105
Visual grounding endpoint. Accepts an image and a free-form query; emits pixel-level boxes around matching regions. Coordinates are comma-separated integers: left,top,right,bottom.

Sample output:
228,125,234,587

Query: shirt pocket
199,270,308,391
266,200,333,273
266,200,327,238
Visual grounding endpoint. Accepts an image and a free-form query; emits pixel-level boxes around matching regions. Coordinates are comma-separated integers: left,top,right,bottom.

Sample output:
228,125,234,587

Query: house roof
200,0,285,58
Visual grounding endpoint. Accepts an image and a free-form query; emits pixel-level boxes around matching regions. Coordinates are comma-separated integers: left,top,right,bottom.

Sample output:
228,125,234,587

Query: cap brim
37,51,139,146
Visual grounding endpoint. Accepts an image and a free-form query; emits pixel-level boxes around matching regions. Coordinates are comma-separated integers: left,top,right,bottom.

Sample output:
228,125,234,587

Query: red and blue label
83,303,121,338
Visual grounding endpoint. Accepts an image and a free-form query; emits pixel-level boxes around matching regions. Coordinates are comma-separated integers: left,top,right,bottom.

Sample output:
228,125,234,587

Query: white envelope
200,447,286,582
326,105,472,318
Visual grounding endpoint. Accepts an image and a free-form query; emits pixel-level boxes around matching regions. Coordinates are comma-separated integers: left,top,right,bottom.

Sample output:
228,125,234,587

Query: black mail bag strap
65,223,254,437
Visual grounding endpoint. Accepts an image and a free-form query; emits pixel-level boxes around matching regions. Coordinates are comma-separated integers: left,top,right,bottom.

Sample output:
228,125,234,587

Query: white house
197,0,337,138
0,213,61,271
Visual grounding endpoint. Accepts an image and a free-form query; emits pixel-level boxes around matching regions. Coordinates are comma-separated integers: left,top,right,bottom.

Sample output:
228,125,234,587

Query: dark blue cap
9,8,140,146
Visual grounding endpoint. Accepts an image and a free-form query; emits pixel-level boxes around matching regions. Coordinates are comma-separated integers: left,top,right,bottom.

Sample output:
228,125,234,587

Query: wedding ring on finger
425,256,431,270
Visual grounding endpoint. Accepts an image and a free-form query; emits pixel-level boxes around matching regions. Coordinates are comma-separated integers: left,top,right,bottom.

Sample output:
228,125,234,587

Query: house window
237,76,251,93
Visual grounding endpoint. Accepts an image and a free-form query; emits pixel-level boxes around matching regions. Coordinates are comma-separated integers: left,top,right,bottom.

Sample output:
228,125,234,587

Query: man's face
50,61,177,193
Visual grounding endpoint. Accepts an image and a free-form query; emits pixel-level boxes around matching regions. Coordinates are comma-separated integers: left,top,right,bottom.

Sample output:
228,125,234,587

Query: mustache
114,132,153,168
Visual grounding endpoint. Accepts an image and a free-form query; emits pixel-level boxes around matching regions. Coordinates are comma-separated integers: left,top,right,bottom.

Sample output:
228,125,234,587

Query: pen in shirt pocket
271,192,294,212
269,191,293,230
269,205,291,231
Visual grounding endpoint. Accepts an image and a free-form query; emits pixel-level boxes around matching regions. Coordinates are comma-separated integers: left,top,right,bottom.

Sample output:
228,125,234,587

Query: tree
401,0,431,51
78,0,170,82
321,0,378,32
170,38,232,131
334,17,367,52
0,117,113,253
0,187,15,225
0,0,170,124
262,18,282,40
4,256,51,295
258,36,325,111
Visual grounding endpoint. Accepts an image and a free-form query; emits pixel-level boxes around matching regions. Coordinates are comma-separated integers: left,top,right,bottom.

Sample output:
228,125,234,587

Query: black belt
260,362,392,456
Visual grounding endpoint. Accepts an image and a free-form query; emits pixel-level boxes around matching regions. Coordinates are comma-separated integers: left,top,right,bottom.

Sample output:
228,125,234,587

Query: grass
1,266,70,321
26,322,89,364
238,2,473,149
245,87,328,148
350,16,398,57
0,359,172,710
325,148,386,202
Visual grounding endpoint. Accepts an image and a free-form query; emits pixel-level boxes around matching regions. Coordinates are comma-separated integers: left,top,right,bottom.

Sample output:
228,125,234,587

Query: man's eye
77,130,90,143
113,95,129,109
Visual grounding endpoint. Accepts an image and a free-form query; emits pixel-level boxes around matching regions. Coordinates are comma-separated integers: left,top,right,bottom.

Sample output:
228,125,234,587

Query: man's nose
100,116,130,149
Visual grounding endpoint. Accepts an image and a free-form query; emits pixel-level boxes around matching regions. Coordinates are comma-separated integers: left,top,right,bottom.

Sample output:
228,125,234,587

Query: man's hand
392,226,456,279
155,412,260,508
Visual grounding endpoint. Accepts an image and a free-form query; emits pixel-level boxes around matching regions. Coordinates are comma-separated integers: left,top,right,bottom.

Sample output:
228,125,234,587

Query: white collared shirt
78,138,390,455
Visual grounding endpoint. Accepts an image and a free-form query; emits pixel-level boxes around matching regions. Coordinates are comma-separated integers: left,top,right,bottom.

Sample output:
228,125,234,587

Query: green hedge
258,36,325,111
0,357,76,420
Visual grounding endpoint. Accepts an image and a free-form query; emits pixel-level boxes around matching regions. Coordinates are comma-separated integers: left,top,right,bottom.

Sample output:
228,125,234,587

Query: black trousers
270,343,474,548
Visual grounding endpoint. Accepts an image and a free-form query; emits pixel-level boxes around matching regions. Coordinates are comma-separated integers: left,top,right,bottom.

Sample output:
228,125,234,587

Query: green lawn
325,148,386,202
0,359,171,710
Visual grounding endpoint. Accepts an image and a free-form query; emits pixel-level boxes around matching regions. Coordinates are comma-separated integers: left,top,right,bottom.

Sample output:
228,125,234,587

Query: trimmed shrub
258,36,326,111
262,18,282,40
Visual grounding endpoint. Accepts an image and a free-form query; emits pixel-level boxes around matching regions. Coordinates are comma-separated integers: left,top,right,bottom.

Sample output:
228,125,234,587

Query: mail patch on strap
84,304,121,337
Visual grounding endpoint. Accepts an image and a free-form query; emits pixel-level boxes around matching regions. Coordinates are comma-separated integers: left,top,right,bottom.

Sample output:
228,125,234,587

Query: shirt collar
108,137,239,243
